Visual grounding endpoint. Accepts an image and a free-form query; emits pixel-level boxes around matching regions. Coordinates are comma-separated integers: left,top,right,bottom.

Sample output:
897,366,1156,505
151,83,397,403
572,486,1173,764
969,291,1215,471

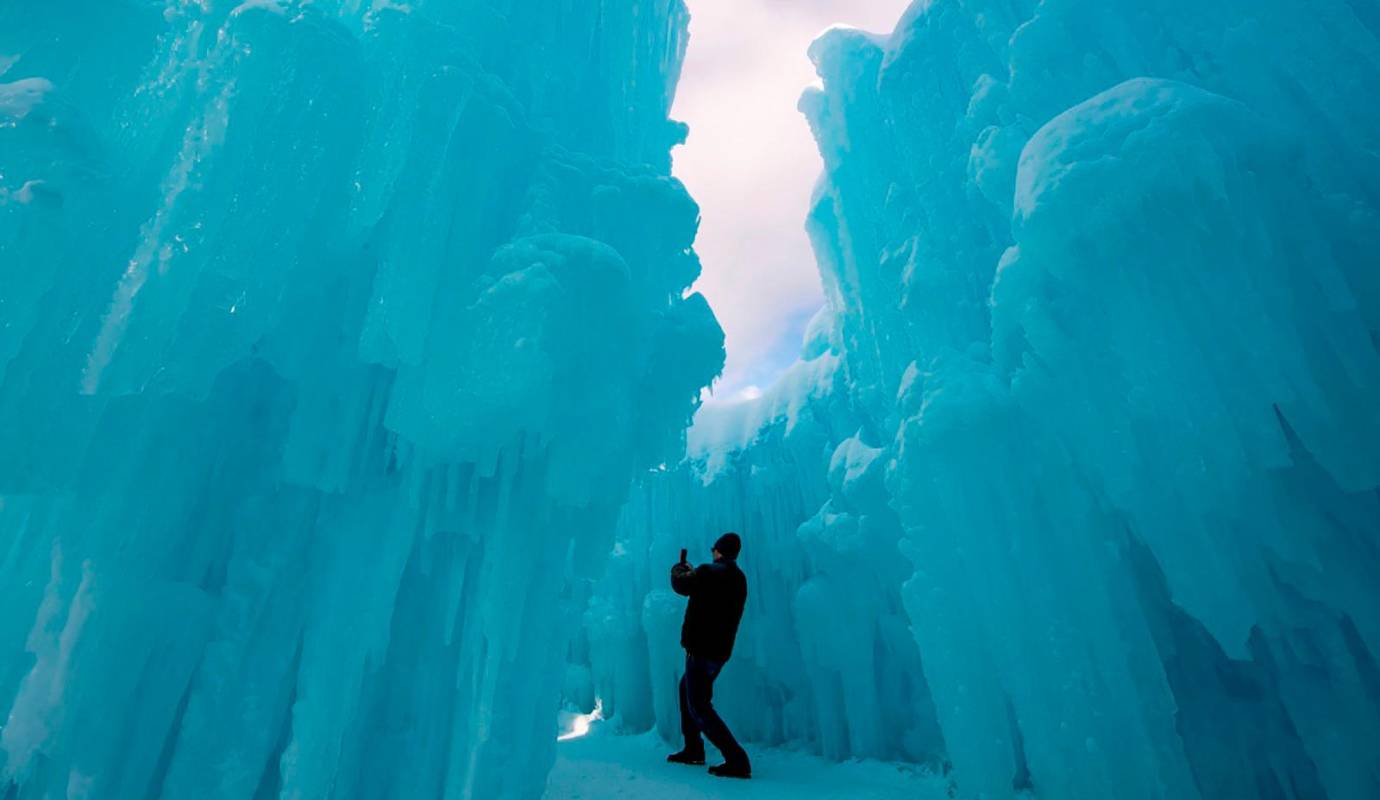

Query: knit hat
713,532,742,560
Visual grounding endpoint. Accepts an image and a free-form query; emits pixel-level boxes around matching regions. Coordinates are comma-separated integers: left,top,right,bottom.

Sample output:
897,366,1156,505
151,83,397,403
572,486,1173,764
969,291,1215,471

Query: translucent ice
0,2,719,798
577,2,1380,799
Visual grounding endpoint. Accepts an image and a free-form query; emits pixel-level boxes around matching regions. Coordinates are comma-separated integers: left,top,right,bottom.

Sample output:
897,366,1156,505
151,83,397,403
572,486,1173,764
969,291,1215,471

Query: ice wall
0,2,721,799
582,1,1380,798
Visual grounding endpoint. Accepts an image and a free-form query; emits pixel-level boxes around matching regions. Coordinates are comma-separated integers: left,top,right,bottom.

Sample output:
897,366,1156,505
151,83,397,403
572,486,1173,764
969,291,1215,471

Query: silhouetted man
666,532,750,779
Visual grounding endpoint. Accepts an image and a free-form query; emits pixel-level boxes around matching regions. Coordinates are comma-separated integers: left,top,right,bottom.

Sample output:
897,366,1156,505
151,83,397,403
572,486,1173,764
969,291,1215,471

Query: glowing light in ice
557,698,604,742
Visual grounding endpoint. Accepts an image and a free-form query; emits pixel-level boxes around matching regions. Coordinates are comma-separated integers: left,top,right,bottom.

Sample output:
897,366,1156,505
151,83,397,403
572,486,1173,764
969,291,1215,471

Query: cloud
672,0,911,396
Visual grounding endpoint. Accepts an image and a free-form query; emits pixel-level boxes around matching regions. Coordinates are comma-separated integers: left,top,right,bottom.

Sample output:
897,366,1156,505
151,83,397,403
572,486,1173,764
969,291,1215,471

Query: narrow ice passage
2,1,1380,800
562,1,1380,800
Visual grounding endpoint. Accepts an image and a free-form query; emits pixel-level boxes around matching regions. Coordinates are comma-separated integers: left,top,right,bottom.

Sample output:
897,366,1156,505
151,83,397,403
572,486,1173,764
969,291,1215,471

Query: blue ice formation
0,2,720,798
573,1,1380,799
5,0,1380,797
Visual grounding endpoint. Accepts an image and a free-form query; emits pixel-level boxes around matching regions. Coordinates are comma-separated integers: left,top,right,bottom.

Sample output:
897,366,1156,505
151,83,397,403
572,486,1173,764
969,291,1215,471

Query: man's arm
670,562,699,596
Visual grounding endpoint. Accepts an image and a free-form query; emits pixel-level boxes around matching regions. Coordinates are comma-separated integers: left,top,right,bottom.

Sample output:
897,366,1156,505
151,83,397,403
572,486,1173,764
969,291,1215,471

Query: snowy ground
544,723,948,800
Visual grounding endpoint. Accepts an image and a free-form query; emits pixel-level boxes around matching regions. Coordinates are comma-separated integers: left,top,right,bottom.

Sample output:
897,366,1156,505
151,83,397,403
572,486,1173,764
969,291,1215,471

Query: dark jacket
671,557,747,663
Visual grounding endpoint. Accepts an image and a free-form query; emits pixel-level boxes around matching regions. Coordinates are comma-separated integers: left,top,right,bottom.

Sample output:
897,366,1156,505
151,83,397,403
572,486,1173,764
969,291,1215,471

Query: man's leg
683,656,750,774
667,658,705,764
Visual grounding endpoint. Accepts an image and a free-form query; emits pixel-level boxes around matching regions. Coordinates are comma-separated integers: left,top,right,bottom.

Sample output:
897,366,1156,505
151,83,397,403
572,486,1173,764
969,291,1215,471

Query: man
666,532,751,779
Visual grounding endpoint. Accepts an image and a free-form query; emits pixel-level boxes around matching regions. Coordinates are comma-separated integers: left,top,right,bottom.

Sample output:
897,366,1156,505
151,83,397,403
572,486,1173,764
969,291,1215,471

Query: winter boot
666,748,706,766
708,761,751,779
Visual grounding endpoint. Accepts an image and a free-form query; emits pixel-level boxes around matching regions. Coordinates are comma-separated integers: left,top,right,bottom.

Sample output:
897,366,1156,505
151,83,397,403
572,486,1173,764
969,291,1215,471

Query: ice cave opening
1,1,1379,800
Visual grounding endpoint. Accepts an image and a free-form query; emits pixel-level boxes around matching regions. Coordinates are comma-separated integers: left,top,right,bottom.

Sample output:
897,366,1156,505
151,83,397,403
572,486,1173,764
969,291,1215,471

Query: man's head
712,532,742,561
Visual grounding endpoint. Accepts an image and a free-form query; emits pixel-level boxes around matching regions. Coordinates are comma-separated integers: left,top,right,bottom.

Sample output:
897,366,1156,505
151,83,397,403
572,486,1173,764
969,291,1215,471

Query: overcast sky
672,0,911,401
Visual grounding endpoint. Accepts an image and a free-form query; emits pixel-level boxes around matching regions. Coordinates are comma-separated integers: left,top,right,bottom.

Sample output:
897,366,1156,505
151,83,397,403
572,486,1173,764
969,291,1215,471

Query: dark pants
679,653,748,766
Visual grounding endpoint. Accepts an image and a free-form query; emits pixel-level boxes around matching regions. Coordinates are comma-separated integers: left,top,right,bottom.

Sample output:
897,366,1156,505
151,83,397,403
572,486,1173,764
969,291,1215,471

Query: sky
671,0,912,401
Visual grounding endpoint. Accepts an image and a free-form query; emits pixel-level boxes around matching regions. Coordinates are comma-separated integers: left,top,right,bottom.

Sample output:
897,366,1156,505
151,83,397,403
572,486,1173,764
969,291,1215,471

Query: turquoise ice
0,2,719,798
4,0,1380,799
577,2,1380,800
